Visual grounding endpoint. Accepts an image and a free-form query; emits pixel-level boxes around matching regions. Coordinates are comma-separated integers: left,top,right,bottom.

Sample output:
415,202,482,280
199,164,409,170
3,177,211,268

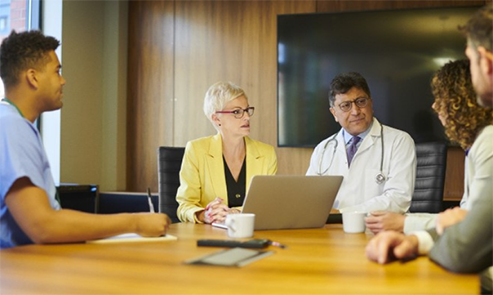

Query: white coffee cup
342,212,366,233
225,213,255,238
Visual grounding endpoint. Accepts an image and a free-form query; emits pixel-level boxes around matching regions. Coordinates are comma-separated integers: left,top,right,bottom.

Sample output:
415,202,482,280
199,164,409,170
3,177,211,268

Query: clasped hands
199,197,241,224
365,207,468,264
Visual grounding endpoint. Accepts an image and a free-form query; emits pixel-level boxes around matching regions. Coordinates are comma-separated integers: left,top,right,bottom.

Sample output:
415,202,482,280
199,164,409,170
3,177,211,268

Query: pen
269,240,287,249
147,187,155,213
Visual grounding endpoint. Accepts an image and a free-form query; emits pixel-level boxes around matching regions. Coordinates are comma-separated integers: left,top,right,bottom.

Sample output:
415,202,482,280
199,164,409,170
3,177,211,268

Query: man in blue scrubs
0,30,170,248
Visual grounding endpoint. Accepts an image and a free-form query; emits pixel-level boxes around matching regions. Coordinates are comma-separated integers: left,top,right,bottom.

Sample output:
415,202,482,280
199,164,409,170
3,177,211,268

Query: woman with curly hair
431,59,493,151
365,59,493,234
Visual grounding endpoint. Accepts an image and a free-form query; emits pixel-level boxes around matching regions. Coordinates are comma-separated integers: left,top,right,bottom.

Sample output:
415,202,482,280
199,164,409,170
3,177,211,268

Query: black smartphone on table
197,239,270,249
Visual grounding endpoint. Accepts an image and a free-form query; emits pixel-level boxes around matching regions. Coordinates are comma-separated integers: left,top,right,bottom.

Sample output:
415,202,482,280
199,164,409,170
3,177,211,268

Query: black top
223,156,246,207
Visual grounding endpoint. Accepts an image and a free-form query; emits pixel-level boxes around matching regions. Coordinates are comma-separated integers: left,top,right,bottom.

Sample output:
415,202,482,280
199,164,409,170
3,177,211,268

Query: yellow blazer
176,133,277,223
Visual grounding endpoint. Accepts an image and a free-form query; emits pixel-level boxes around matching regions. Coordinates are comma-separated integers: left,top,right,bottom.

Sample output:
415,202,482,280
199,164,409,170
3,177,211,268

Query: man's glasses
336,97,370,112
215,107,255,119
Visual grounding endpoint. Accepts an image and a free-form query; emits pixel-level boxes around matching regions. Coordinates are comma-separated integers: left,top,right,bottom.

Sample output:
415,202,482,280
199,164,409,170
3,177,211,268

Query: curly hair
431,59,493,150
0,30,60,89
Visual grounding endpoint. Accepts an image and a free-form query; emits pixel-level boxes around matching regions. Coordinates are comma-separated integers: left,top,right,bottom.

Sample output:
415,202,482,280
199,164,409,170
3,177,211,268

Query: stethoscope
317,122,386,184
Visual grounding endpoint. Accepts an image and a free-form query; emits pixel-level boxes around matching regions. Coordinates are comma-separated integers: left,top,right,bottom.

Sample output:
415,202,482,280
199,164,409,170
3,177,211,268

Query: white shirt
307,118,416,213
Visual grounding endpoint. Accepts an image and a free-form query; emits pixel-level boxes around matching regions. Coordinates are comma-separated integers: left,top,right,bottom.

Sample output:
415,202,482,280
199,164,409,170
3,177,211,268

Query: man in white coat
306,72,416,213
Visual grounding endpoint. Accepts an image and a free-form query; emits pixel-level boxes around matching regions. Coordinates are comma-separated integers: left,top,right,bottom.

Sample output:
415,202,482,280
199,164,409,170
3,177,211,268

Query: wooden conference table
0,223,478,294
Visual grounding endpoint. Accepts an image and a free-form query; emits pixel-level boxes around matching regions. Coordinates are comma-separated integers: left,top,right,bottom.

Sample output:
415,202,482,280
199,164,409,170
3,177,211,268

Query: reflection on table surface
0,223,478,294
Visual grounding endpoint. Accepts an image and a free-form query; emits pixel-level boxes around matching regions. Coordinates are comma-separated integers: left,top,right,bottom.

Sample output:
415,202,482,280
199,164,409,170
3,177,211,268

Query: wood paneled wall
127,0,485,198
127,1,175,192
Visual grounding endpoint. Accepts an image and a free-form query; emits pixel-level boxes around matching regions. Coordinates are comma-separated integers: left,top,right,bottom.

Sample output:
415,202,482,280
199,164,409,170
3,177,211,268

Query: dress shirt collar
342,120,374,145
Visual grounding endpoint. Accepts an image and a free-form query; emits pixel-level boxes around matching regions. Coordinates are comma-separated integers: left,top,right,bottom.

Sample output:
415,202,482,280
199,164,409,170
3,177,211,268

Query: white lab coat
306,118,416,213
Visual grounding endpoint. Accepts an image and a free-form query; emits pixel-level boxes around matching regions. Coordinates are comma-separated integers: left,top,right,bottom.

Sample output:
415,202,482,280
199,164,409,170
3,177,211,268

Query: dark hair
0,30,60,89
328,72,371,107
459,3,492,52
431,59,493,150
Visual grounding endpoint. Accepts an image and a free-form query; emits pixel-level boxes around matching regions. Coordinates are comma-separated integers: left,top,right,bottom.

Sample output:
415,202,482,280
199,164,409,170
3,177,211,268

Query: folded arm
428,193,492,273
429,133,493,273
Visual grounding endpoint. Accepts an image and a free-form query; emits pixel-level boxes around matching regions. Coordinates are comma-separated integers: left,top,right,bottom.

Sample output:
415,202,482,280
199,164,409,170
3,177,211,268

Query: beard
477,93,493,109
473,75,493,108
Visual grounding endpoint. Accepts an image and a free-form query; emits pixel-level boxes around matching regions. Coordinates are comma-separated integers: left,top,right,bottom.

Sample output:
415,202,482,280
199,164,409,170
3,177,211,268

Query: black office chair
158,147,185,223
409,141,448,213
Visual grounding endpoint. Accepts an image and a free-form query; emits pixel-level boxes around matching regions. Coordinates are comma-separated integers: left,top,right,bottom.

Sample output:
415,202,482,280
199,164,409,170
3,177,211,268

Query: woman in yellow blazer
176,81,277,223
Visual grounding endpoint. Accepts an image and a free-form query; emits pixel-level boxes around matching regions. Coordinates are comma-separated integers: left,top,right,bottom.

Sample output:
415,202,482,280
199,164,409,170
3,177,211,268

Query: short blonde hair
203,81,247,130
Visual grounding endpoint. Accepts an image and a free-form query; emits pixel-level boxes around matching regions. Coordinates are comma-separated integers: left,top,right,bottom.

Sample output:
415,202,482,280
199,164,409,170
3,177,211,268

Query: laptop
241,175,343,230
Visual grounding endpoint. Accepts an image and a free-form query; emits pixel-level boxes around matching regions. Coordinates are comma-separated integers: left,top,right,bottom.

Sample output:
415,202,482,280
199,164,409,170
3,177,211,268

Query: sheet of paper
87,233,177,244
212,222,228,229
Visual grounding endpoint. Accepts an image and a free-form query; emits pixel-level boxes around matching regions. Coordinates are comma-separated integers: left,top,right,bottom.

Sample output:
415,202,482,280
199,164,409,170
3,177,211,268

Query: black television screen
277,6,479,147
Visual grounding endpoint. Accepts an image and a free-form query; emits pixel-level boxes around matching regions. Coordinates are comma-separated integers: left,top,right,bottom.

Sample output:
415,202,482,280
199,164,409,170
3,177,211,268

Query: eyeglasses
336,97,370,112
215,107,255,119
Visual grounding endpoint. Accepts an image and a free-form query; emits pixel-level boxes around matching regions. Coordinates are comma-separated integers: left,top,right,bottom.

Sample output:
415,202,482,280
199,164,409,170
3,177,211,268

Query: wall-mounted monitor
277,6,479,147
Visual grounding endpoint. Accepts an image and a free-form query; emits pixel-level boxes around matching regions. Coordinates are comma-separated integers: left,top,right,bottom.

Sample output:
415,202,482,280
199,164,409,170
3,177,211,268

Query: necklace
1,98,24,118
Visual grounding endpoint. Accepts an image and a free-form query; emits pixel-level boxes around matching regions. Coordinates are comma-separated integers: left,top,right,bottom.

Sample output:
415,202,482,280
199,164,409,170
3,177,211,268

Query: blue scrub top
0,103,60,248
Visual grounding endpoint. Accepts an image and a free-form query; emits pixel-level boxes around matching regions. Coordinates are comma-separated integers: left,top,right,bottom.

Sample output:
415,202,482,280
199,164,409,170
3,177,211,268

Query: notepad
87,233,177,244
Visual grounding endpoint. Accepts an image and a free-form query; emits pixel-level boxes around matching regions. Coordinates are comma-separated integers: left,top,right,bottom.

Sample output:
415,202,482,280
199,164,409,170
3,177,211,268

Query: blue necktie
347,136,361,167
